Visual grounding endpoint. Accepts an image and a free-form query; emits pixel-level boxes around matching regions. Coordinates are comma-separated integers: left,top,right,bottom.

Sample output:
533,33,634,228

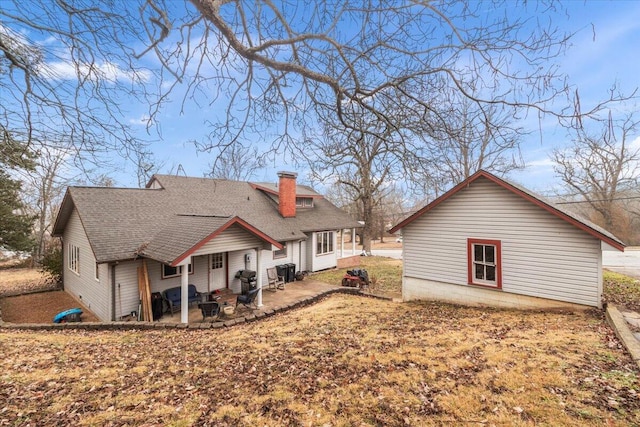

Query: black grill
238,269,257,294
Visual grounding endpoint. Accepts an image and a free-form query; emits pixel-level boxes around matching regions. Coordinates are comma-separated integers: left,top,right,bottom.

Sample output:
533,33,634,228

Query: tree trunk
361,194,374,254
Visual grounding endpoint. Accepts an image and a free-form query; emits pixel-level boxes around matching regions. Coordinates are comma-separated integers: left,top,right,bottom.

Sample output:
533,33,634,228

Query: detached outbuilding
389,170,625,309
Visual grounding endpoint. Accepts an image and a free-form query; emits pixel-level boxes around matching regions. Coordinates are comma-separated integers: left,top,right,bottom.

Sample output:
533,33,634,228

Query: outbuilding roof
53,174,361,265
389,170,625,251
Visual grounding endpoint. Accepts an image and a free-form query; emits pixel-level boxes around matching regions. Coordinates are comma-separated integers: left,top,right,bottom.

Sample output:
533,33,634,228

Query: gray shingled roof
53,174,360,264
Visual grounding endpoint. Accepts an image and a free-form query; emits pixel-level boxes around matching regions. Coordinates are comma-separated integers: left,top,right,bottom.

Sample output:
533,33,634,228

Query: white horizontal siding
403,178,602,307
146,256,209,294
308,231,339,272
191,224,267,256
114,260,140,319
63,209,110,320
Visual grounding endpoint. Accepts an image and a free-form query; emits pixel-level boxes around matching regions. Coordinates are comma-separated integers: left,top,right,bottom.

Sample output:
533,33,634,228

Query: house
52,172,361,322
389,170,625,310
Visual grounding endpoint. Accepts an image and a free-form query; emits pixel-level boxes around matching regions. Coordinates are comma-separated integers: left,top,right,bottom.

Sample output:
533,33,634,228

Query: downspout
60,238,65,290
256,246,263,307
110,263,116,321
207,254,211,292
225,252,229,289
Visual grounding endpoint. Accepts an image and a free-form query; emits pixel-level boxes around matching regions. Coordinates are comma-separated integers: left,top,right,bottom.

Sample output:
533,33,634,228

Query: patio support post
180,257,190,324
352,227,356,255
340,229,344,258
256,247,263,307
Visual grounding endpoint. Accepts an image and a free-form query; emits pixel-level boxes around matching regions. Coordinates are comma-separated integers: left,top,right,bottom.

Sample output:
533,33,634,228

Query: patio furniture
163,284,201,315
266,267,285,291
236,287,260,310
198,301,220,321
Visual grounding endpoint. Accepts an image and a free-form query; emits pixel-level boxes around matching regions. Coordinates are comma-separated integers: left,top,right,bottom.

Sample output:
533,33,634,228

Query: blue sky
119,1,640,195
3,1,639,196
510,1,640,194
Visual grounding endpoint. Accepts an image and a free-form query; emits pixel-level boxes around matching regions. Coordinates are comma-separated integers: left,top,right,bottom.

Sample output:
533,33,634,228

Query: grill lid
239,269,256,279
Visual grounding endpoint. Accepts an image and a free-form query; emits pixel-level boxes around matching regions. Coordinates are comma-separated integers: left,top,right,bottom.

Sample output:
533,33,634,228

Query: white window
68,244,80,275
95,263,100,281
296,197,313,207
316,231,334,255
467,239,501,288
211,253,223,269
162,263,193,279
273,242,287,259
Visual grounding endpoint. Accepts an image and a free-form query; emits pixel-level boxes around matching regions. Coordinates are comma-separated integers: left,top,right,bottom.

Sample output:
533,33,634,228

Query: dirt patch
0,290,99,323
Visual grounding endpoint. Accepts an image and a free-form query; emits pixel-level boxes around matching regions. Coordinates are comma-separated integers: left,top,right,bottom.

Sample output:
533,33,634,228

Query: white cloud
128,114,152,126
527,157,555,168
40,59,151,84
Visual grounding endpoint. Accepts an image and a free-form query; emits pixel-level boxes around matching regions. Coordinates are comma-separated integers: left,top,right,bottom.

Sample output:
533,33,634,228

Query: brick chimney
277,171,297,218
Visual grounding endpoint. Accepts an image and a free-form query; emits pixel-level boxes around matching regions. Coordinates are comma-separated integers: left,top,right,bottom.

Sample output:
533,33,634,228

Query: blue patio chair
236,287,260,310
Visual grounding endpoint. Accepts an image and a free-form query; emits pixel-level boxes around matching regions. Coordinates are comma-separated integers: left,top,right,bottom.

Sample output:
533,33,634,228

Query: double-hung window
68,244,80,275
467,239,501,288
316,231,334,255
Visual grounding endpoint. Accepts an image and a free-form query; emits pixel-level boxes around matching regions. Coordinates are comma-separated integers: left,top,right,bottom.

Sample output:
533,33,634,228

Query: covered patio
157,278,344,324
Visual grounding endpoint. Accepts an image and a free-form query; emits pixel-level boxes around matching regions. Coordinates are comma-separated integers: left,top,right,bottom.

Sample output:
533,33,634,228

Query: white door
209,253,226,290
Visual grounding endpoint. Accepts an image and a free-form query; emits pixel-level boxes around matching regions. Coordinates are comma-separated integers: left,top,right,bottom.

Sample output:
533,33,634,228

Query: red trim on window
467,238,502,289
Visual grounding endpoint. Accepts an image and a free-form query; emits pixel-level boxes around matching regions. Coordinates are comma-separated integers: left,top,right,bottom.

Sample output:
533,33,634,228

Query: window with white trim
95,263,100,281
211,253,223,269
316,231,334,255
273,242,287,259
296,197,313,207
162,263,193,279
467,239,501,288
68,244,80,275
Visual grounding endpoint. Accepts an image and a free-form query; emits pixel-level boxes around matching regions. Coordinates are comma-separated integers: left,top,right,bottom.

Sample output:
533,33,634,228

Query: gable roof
389,170,625,251
53,174,361,265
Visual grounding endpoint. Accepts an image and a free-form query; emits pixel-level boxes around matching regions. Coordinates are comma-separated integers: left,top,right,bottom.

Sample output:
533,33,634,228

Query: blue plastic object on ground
53,308,83,323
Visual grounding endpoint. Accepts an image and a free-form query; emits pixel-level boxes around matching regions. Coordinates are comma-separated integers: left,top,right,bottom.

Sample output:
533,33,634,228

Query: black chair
199,301,220,321
236,287,260,310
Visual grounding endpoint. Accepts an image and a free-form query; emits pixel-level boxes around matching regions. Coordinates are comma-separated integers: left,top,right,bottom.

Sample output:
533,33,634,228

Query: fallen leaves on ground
0,291,99,323
603,270,640,312
0,267,57,297
1,295,638,426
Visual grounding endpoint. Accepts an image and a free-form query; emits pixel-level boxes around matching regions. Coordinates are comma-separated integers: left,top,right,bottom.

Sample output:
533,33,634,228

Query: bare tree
552,111,640,238
18,145,72,262
5,1,627,158
414,91,525,197
181,0,629,157
0,8,151,169
3,0,636,240
307,102,419,253
205,143,265,181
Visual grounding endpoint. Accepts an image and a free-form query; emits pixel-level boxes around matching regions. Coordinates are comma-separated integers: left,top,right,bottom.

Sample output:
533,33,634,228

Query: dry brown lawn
0,266,56,296
1,294,638,426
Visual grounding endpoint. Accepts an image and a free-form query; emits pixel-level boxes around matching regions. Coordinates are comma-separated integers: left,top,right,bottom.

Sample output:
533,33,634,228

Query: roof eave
51,189,75,237
170,216,283,266
389,170,626,252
